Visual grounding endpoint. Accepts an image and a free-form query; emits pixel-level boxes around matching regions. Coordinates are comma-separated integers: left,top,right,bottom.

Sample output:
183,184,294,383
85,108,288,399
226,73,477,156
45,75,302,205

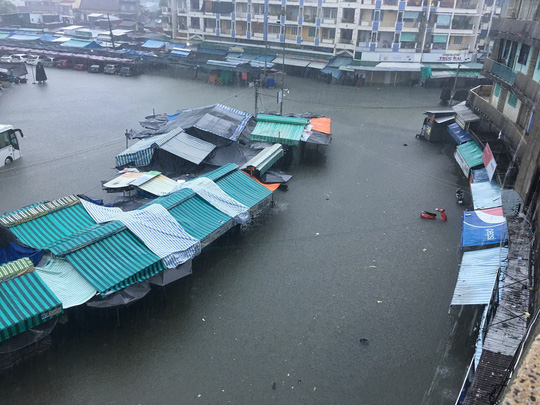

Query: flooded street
0,68,474,404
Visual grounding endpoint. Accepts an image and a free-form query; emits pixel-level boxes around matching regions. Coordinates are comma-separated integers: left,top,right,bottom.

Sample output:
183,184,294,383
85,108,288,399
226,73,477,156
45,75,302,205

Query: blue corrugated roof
142,39,165,49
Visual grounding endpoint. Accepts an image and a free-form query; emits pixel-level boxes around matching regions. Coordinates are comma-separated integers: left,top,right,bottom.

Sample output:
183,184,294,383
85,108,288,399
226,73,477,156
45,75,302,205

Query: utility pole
254,79,259,115
279,42,285,115
107,14,116,49
450,63,462,106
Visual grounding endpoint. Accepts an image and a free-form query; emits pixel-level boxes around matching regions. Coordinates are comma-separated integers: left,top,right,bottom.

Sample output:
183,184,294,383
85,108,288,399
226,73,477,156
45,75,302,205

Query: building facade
164,0,487,61
467,0,540,210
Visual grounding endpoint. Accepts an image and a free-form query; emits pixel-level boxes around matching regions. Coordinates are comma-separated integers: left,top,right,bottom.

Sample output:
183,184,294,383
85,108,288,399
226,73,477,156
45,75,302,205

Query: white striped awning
80,201,201,268
36,258,97,309
451,247,508,306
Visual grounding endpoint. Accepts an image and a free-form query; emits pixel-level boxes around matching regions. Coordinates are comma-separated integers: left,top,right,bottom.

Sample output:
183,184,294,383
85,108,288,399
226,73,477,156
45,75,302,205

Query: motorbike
421,211,437,219
421,208,447,221
456,188,464,205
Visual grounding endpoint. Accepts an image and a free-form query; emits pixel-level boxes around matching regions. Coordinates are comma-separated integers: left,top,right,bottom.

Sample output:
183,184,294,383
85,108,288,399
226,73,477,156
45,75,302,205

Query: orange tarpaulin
310,117,331,134
242,171,280,191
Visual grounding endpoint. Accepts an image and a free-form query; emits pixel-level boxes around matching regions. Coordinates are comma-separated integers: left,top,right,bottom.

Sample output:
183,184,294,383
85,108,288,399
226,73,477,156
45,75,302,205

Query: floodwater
0,68,475,404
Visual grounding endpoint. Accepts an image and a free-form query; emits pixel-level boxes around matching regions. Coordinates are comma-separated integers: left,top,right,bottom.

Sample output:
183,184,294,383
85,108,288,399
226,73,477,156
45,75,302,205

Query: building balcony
491,18,540,46
483,58,540,105
468,85,524,154
341,17,355,23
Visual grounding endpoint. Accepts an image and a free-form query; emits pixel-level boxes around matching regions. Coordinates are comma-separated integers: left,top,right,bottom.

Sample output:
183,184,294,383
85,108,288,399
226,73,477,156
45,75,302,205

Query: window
453,36,462,45
518,44,530,65
394,33,400,43
494,83,500,97
508,93,518,108
290,26,298,35
270,25,280,34
372,10,384,21
397,12,403,22
370,31,379,42
308,27,316,37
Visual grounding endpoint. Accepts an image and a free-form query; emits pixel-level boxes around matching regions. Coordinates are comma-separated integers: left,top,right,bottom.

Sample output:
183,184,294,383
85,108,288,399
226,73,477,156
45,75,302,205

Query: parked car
104,64,120,74
0,54,28,63
41,56,57,67
73,63,86,71
11,54,28,63
56,59,73,69
88,64,102,73
26,55,44,65
119,66,138,77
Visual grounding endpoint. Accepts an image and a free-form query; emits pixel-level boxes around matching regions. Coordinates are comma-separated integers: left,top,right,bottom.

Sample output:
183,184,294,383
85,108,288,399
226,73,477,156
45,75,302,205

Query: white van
0,125,24,167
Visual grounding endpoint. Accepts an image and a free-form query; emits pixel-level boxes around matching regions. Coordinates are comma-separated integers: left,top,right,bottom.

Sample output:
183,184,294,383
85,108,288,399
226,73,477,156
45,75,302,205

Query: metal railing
491,61,517,85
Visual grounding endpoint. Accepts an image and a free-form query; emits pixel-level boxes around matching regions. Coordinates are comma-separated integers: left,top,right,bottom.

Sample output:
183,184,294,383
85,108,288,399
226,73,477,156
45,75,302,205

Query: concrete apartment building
163,0,495,64
458,0,540,402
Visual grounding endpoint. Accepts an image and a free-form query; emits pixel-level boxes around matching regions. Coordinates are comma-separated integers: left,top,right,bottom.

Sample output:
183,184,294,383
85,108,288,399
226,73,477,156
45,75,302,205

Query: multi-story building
462,1,540,400
467,0,540,207
164,0,485,63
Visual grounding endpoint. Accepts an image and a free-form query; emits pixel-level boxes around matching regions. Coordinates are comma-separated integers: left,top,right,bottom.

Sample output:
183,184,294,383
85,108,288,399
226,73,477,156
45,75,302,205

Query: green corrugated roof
457,141,484,168
251,115,308,146
49,221,125,256
0,272,62,342
9,203,96,250
168,196,233,241
0,258,34,282
214,170,273,208
65,230,165,294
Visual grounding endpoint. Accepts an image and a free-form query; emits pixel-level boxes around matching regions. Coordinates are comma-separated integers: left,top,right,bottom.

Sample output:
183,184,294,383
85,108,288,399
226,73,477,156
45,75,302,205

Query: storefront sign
482,143,497,181
421,53,472,63
454,149,470,178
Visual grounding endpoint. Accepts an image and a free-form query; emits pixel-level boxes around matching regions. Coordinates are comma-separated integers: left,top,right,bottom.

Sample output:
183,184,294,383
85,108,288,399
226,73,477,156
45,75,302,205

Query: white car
0,54,28,63
26,54,43,65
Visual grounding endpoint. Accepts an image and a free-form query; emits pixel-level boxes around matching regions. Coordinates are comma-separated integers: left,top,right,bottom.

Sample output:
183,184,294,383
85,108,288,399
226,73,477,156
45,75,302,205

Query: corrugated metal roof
0,272,62,342
450,247,508,306
241,144,283,175
160,131,216,164
8,203,96,250
65,230,166,294
471,181,502,210
251,115,308,146
137,174,179,196
142,39,165,49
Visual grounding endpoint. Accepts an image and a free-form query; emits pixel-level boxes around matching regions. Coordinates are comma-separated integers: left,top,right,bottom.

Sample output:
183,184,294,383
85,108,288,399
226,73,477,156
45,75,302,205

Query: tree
0,0,16,14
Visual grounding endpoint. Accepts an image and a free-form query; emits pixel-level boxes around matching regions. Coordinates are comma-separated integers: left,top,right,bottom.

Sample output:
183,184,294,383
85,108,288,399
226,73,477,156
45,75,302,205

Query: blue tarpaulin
471,167,489,183
0,242,44,266
447,123,473,145
461,210,508,250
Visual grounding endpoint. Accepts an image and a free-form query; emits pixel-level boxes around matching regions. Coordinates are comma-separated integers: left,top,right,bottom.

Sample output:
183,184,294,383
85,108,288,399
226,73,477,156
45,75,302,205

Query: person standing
35,62,47,83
